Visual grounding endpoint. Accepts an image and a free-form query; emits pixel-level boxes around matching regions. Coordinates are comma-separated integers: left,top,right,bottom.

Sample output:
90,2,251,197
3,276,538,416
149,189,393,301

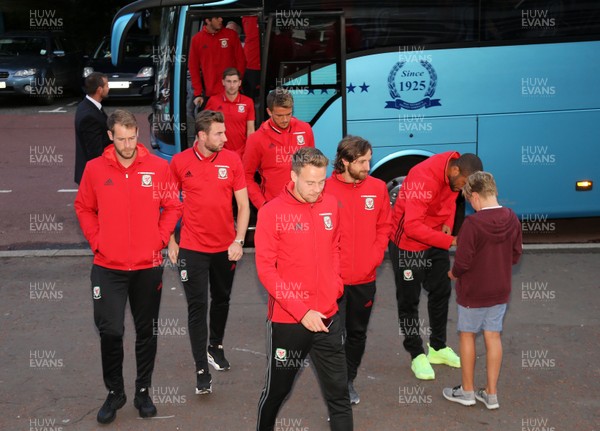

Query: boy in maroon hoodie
443,171,522,410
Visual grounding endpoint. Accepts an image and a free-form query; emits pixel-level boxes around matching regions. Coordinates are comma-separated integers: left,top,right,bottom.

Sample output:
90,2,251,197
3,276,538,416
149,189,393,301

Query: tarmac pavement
1,250,599,431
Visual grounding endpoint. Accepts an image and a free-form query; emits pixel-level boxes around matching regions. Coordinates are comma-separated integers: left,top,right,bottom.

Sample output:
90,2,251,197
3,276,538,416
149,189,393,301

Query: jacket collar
281,180,324,206
102,143,149,169
265,118,292,134
331,172,366,187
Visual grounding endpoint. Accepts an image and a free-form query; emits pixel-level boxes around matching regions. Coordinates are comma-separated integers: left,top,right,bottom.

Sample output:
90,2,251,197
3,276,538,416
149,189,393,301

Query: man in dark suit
74,72,110,184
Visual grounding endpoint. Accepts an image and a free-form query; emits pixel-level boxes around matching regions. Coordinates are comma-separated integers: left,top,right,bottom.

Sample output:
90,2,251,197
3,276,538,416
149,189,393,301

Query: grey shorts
457,303,507,333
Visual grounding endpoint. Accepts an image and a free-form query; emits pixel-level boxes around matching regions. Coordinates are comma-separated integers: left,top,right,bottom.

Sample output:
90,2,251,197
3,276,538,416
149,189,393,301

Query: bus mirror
110,11,143,66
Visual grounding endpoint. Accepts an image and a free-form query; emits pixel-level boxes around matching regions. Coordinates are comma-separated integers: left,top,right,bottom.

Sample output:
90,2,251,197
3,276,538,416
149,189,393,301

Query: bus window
264,13,343,125
111,0,600,219
482,0,600,42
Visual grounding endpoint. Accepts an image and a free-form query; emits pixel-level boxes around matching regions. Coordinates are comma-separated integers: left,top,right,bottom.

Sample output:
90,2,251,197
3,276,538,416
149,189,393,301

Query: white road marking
232,347,266,357
39,107,67,113
58,189,78,192
136,415,176,420
0,190,12,193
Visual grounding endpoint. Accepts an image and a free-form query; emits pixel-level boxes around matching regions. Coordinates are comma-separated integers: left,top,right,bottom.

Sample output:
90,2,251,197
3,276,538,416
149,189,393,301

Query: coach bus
110,0,600,220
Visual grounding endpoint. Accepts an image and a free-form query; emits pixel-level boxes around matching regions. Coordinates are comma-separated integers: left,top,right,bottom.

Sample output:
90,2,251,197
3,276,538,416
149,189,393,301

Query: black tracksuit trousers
389,242,452,359
91,264,163,392
257,315,353,431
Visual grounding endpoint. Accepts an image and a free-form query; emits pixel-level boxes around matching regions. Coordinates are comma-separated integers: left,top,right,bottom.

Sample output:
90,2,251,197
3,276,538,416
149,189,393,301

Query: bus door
111,2,263,159
262,11,347,146
182,9,263,150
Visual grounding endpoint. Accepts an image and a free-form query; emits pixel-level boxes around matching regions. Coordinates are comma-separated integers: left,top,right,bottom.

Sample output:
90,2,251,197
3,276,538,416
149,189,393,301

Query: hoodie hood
102,143,149,169
280,180,324,206
330,172,366,189
468,207,518,243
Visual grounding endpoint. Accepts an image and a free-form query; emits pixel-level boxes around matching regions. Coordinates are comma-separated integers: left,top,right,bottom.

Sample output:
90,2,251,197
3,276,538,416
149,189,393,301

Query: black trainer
97,390,126,424
207,344,231,371
133,387,157,418
348,380,360,405
196,369,212,394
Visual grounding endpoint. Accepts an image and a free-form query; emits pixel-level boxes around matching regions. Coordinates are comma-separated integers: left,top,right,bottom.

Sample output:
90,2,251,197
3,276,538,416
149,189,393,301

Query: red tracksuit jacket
243,117,314,209
390,151,459,251
75,144,182,270
242,16,260,70
170,145,246,253
326,173,392,285
188,27,246,98
255,182,343,324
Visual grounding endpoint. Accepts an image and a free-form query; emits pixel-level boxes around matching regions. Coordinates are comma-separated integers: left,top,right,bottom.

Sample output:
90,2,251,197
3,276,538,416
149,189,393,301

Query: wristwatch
234,239,244,246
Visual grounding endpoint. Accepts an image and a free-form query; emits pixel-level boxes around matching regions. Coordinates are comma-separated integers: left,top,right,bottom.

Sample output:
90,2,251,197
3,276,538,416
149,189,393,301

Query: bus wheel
374,156,425,207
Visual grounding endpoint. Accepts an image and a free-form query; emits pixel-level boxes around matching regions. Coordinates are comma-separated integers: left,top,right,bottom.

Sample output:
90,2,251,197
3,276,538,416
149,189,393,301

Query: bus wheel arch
372,155,426,207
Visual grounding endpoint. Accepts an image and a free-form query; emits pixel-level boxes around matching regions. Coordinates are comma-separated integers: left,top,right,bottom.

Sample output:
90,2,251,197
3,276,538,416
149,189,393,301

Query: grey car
0,31,82,105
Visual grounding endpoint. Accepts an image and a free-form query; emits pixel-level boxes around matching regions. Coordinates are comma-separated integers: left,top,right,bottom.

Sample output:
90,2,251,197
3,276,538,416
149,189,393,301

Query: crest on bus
385,60,441,110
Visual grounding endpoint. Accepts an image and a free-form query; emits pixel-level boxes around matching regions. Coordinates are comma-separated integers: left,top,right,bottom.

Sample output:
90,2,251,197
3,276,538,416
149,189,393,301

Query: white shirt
85,95,103,111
